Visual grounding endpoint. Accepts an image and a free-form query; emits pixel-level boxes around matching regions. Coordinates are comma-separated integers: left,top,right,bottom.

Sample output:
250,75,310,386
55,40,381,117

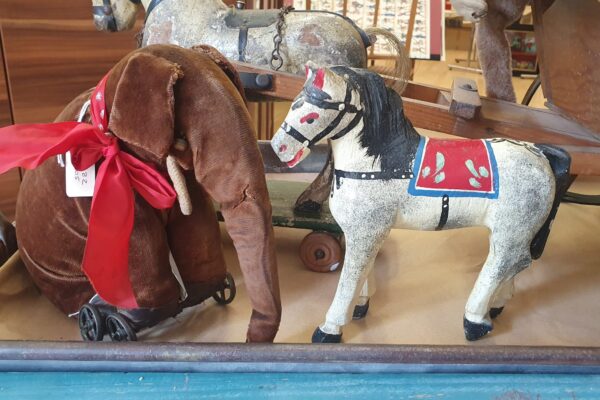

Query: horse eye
300,112,320,124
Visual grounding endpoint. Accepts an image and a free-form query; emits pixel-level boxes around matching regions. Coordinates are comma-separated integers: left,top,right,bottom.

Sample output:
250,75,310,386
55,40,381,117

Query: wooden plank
231,62,600,175
449,78,481,120
0,0,141,124
533,0,600,133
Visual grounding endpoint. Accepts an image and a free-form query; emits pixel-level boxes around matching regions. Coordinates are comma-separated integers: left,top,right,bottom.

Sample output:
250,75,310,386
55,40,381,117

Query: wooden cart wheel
299,232,343,273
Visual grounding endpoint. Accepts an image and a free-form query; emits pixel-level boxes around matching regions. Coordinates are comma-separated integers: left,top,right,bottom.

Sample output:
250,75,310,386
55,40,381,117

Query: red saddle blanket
409,137,499,199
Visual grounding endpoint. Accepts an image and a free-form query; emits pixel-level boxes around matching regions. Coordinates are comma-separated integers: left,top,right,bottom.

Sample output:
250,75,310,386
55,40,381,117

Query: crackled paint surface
139,0,368,73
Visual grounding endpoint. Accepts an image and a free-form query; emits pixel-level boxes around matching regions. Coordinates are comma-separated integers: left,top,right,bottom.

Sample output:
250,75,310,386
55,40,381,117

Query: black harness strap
283,86,362,147
435,195,450,231
334,169,413,189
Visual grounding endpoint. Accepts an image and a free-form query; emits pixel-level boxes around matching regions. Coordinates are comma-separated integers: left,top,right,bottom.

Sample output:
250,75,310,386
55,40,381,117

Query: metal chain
270,6,294,71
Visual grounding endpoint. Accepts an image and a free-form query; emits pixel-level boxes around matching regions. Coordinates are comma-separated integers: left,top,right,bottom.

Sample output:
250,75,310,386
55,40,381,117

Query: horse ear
107,51,183,159
304,62,325,90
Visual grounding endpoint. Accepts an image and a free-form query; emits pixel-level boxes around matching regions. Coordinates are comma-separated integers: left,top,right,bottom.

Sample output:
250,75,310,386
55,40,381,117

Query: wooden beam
230,61,600,175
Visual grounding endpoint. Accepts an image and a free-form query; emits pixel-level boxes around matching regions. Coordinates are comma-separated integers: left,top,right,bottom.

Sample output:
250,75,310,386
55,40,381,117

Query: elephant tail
530,144,571,260
364,27,411,95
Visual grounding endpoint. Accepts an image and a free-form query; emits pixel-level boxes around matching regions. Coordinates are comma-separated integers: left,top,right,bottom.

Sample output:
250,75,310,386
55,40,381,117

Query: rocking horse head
272,62,413,171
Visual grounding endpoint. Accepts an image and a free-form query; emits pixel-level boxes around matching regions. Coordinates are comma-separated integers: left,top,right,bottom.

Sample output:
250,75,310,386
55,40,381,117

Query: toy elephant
0,44,281,342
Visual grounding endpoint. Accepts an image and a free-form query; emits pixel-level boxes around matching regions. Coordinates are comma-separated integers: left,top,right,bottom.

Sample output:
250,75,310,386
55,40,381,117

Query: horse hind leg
489,277,515,319
464,238,531,341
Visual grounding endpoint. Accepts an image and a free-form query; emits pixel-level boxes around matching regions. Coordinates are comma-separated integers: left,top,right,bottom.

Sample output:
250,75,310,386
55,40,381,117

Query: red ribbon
0,75,177,309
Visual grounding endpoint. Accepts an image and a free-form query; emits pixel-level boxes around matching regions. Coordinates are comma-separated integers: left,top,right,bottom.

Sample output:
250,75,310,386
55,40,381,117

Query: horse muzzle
271,127,311,168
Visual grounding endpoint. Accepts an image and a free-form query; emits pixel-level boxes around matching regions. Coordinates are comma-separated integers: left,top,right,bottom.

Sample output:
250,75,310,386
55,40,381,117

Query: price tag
65,151,95,197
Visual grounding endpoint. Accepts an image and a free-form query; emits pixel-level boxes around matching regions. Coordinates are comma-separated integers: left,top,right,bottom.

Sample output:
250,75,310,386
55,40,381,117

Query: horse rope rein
270,6,294,71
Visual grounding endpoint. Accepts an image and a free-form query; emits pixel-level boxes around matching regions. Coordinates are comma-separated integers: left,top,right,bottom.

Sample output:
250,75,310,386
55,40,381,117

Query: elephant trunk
220,189,281,342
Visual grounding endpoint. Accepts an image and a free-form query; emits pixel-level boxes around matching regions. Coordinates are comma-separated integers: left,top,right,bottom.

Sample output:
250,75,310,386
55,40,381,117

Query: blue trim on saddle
408,138,500,199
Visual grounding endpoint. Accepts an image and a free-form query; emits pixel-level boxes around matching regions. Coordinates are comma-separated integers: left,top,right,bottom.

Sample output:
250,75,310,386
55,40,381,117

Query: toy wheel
79,304,104,341
299,231,343,273
212,272,236,305
106,313,137,342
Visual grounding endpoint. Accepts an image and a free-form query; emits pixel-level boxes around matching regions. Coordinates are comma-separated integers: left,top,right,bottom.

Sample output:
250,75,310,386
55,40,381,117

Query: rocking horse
271,63,571,342
91,0,408,83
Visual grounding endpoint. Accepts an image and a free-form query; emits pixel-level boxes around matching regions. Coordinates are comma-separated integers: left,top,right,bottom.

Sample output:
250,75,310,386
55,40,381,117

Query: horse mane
330,66,420,173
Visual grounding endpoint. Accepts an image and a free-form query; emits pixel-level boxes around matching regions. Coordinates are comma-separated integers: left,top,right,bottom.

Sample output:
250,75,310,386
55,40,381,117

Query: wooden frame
232,61,600,175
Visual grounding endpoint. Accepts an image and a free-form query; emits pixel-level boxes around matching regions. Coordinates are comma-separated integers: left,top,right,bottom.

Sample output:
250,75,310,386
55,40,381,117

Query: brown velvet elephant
14,44,281,342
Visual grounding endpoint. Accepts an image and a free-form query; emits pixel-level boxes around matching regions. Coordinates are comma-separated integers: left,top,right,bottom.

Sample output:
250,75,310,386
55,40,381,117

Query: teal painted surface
0,372,599,399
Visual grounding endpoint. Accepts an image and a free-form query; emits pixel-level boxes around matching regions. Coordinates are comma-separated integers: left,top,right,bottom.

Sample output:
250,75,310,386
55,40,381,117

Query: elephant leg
475,0,528,102
167,172,227,305
127,197,181,309
221,193,281,343
294,145,334,214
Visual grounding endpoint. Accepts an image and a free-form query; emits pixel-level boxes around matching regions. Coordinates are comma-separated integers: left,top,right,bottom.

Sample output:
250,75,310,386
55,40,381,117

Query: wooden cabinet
0,0,141,219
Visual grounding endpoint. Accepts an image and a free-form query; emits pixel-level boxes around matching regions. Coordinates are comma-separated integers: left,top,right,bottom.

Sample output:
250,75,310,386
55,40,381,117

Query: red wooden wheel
299,231,343,273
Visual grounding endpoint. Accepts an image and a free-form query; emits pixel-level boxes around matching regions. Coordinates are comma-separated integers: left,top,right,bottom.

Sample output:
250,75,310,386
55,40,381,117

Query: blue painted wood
0,372,599,399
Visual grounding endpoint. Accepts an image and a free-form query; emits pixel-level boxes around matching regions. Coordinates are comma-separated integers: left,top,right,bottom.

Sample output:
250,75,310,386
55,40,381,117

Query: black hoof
311,327,342,343
463,317,493,341
489,307,504,319
352,300,370,320
294,200,322,216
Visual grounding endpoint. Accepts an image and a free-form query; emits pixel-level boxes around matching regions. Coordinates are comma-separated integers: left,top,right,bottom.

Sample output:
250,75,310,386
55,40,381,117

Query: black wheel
106,313,137,342
212,272,236,305
79,304,105,341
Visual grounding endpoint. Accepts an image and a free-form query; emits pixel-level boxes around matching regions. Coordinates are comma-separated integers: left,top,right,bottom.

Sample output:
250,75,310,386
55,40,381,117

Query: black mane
330,66,420,174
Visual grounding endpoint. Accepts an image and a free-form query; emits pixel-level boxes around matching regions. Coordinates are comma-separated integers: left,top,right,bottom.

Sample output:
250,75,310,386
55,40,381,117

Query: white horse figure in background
271,63,570,342
91,0,408,79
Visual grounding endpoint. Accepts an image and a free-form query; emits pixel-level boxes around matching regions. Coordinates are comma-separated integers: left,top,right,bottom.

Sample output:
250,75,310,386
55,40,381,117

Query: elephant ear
108,51,183,159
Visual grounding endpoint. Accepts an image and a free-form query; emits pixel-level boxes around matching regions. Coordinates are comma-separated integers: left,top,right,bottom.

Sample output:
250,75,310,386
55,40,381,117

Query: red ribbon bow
0,75,177,309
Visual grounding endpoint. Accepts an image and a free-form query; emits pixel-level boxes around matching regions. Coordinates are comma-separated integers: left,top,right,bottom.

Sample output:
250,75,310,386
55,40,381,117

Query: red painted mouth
287,148,304,168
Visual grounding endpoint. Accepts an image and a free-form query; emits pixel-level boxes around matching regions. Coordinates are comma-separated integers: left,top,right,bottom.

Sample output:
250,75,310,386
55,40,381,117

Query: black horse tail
530,144,572,260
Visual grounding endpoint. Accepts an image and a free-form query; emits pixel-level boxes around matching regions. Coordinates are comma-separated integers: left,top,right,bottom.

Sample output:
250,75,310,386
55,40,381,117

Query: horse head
271,62,363,167
92,0,140,32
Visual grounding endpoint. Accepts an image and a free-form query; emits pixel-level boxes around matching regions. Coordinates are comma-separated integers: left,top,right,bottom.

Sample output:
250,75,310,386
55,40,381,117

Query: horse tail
530,144,572,260
363,27,411,94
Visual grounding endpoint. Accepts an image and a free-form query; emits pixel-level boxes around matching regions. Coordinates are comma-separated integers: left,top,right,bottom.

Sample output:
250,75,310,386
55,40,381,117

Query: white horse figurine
91,0,408,78
271,63,571,342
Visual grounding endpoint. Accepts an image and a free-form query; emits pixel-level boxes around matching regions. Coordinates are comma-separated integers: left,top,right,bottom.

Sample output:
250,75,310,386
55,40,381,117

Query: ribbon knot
0,74,177,309
102,140,120,158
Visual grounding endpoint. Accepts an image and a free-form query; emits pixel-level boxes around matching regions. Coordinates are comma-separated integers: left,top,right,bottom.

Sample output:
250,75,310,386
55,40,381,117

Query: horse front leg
353,266,376,320
313,219,392,343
